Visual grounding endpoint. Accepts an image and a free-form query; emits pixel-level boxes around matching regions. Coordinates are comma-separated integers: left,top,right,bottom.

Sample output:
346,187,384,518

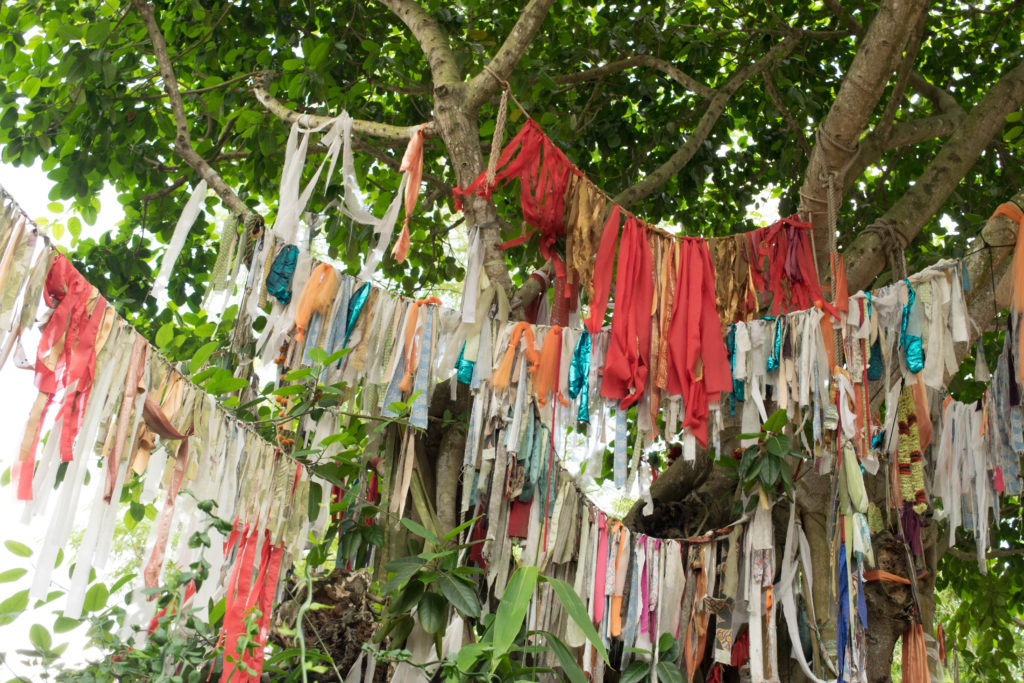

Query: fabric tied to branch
266,244,299,305
568,329,591,423
391,122,430,264
454,118,582,292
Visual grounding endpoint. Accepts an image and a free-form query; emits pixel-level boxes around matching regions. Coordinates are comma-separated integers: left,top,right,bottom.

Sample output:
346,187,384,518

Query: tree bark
798,0,928,275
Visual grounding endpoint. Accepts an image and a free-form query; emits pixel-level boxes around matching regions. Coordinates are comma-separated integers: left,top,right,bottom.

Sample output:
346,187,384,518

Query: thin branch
762,70,811,156
141,176,188,201
613,35,799,208
251,71,434,143
466,0,559,109
946,546,1024,561
553,54,714,99
125,71,256,101
130,0,253,219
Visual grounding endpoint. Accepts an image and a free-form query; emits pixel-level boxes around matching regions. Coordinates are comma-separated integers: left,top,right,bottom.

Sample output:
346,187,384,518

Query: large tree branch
798,0,928,272
377,0,461,87
466,0,558,110
613,35,798,208
843,109,966,194
131,0,253,219
843,58,1024,293
251,72,435,142
553,55,714,99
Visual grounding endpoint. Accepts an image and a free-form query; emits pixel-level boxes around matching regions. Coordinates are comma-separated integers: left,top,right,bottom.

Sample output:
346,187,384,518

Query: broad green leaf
456,642,487,672
4,540,32,557
417,591,447,634
620,660,651,683
762,409,787,433
656,661,685,683
381,556,425,594
155,322,174,348
29,623,51,651
401,517,441,546
543,631,586,683
0,589,29,624
83,583,109,612
764,434,789,457
53,616,81,633
438,573,480,619
188,340,219,374
0,568,27,583
493,566,539,660
544,576,608,664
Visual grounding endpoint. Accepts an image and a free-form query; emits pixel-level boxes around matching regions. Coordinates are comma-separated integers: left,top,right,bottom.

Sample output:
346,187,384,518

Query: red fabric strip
666,238,731,447
600,216,653,409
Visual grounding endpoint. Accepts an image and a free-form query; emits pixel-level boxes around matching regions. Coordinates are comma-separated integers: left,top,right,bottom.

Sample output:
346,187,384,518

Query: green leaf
188,340,219,374
544,576,609,664
620,661,651,683
381,556,425,595
1005,126,1023,142
391,580,425,615
155,322,174,348
658,632,675,654
444,515,481,541
764,434,789,456
0,568,27,583
417,591,447,634
53,616,80,633
401,517,441,546
456,642,488,672
762,409,787,433
29,623,51,651
438,573,480,619
656,661,685,683
83,583,109,612
0,589,29,624
4,540,32,557
493,566,538,659
543,631,586,683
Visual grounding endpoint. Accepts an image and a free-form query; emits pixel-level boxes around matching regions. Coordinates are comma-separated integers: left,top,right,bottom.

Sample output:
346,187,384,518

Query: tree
1,0,1023,679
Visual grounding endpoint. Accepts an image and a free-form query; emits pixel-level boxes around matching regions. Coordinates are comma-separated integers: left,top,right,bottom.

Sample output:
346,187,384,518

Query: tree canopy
1,0,1024,680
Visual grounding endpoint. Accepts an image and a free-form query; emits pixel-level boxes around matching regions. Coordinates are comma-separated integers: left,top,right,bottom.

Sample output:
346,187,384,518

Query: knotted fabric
744,216,835,317
454,119,582,290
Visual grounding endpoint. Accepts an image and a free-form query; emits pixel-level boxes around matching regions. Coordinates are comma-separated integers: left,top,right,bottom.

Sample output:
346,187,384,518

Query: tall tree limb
465,0,558,110
377,0,461,87
843,58,1024,292
553,55,714,99
798,0,928,271
130,0,253,219
613,35,798,208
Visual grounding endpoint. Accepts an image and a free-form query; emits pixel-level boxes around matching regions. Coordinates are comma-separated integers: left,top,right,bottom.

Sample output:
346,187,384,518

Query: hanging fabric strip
391,123,430,264
151,180,208,302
